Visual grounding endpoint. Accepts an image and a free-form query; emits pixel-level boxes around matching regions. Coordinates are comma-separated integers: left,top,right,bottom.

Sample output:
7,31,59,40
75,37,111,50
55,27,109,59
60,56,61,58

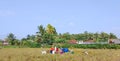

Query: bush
29,42,41,48
59,44,120,49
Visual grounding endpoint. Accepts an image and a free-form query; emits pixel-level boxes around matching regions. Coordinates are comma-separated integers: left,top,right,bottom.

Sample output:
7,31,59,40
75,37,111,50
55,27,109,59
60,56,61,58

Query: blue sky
0,0,120,39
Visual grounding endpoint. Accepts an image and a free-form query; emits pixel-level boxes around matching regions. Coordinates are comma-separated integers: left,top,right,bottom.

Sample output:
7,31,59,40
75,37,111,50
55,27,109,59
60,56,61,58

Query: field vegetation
0,48,120,61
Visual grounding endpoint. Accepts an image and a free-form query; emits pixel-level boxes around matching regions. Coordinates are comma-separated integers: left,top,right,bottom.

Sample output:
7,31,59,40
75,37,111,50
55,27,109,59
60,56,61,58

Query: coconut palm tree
46,24,57,34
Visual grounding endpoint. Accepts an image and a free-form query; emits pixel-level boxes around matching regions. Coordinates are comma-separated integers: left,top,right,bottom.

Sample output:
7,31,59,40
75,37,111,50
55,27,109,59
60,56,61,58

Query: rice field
0,48,120,61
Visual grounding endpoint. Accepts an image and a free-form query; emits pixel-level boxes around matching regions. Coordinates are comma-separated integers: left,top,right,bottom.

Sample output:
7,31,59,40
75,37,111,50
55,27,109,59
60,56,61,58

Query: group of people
50,46,59,54
50,46,71,54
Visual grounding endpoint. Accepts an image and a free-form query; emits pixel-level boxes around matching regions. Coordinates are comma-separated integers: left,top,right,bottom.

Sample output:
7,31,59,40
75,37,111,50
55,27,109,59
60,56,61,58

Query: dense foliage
61,44,120,49
1,24,118,48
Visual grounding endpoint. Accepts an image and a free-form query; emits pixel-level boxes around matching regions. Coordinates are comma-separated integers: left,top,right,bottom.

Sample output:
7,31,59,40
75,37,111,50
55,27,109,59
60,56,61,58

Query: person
54,46,57,52
55,47,59,54
60,48,63,54
50,46,54,54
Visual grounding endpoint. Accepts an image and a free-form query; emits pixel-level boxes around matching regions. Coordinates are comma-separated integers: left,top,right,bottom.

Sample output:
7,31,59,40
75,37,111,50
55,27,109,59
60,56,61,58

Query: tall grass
0,48,120,61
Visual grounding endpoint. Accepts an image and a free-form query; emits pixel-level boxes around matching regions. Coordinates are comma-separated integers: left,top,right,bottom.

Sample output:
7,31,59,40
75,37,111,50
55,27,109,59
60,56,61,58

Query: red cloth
56,48,59,51
50,47,54,51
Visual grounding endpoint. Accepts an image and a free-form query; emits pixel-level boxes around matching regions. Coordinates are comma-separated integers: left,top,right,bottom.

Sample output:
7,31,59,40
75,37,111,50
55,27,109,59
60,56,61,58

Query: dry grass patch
0,48,120,61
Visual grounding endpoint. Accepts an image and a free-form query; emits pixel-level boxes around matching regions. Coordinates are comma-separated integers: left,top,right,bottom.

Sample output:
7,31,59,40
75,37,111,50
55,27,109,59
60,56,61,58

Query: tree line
1,24,117,47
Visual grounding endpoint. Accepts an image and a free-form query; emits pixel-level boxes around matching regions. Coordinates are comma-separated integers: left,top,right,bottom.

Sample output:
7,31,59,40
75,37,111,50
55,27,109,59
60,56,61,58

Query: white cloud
0,10,16,16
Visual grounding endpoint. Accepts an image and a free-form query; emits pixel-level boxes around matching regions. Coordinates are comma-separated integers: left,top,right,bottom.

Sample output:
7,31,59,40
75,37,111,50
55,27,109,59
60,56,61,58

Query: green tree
99,32,109,42
26,35,35,42
109,33,117,39
93,32,99,42
7,33,16,45
38,25,46,36
35,36,42,43
42,33,54,45
84,31,89,41
36,25,46,43
62,32,71,40
36,24,57,45
21,38,27,47
88,33,94,40
46,24,57,34
43,24,57,45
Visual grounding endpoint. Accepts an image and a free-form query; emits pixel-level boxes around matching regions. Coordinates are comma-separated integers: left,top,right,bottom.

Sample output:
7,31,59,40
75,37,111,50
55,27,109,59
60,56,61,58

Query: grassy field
0,48,120,61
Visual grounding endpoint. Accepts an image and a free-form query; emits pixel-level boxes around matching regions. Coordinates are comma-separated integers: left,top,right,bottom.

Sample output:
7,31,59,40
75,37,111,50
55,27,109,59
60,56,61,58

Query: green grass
0,48,120,61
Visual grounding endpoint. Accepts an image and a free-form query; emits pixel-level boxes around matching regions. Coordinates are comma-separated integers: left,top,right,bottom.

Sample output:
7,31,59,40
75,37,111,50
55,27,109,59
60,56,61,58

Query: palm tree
94,32,99,42
100,32,109,42
7,33,16,45
46,24,56,34
38,25,46,36
84,31,89,41
109,33,117,39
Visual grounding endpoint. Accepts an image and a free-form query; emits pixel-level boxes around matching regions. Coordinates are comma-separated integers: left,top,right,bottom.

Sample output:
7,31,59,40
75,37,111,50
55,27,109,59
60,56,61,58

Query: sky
0,0,120,39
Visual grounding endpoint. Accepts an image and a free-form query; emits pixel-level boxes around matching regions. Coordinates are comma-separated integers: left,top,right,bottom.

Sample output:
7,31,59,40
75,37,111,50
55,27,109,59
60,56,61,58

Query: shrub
60,44,120,49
